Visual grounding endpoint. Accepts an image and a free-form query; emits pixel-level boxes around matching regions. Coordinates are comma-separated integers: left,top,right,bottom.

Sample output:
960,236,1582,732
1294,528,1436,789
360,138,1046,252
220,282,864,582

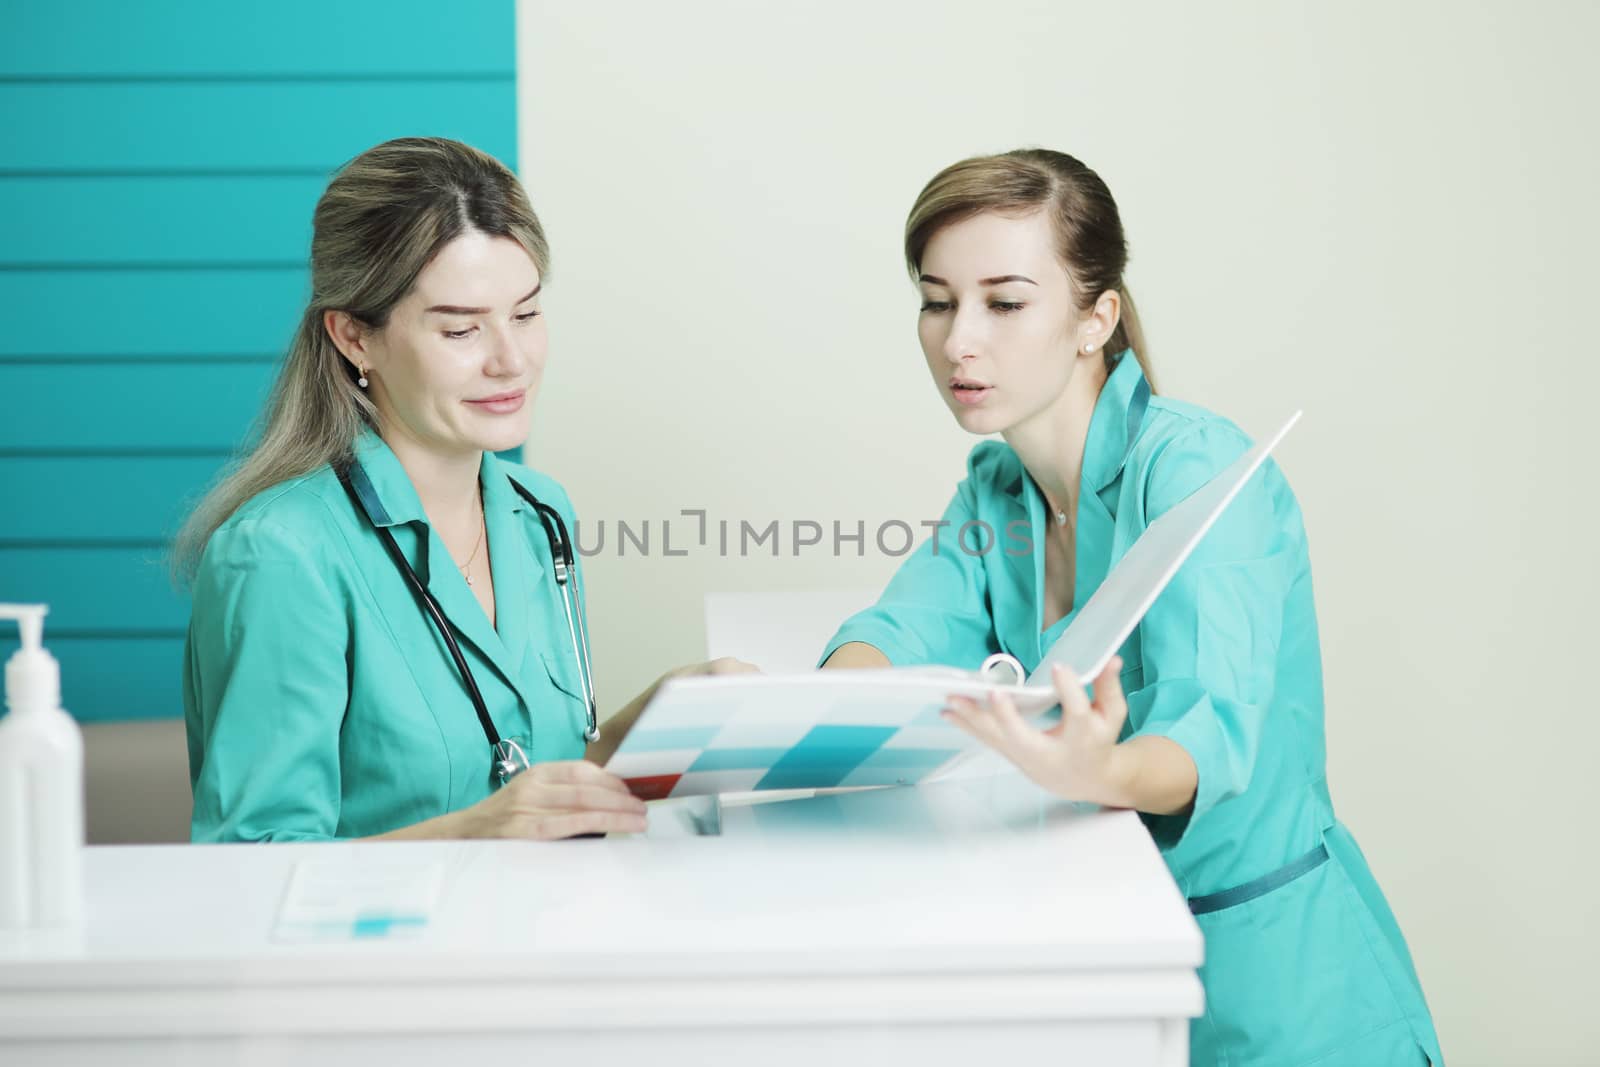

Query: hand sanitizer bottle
0,604,85,928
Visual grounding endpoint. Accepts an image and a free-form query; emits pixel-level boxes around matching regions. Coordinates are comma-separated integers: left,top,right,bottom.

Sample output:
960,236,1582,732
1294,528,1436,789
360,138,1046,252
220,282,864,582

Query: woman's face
915,210,1100,437
339,231,546,458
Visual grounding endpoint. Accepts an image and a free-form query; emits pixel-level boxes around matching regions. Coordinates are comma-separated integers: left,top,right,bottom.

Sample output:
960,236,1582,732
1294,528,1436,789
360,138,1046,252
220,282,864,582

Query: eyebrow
918,274,1037,287
424,283,542,315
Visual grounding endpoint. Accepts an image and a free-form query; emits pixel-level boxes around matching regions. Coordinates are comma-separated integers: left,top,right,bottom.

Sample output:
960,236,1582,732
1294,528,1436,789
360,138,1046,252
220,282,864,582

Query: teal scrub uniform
184,428,592,841
823,352,1444,1066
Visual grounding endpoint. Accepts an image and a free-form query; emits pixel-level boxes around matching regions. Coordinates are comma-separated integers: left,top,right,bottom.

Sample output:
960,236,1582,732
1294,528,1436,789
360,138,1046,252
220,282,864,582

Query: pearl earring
357,368,369,389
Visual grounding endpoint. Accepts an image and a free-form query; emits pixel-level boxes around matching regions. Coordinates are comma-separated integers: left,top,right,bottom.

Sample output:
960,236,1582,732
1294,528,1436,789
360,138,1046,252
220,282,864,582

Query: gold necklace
457,490,486,587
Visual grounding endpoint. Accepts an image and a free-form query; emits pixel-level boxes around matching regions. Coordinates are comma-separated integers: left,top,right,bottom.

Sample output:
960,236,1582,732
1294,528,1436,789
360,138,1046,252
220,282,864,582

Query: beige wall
518,2,1598,1062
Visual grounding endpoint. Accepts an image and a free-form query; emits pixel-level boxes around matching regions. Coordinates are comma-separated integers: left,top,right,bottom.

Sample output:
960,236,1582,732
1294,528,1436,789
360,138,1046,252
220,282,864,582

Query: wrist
449,801,490,840
1095,742,1140,809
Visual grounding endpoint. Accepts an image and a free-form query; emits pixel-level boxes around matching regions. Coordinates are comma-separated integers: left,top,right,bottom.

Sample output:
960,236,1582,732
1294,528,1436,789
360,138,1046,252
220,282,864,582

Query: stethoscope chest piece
492,738,533,785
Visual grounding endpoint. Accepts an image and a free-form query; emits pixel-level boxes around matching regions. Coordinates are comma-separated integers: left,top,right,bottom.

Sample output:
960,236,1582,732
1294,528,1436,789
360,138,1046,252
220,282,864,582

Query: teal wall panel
0,364,274,450
1,1,515,78
1,175,323,265
0,547,186,632
0,0,519,720
0,270,306,358
10,638,186,724
1,81,516,172
1,456,220,542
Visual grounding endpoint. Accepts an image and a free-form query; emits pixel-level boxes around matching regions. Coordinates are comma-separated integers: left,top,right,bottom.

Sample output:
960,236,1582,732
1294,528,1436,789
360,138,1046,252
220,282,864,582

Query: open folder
607,412,1301,801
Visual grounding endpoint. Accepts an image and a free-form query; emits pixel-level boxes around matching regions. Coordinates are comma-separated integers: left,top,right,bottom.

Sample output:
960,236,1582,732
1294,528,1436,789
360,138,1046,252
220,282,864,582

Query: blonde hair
173,137,549,582
904,148,1154,389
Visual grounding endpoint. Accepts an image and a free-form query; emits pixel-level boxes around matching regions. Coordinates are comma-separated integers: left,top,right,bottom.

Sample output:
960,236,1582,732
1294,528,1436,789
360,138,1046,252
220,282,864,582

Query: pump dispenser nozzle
0,604,61,715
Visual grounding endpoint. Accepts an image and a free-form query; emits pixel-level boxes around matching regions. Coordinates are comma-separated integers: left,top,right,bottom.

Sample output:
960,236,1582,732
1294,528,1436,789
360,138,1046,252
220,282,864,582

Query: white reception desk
0,775,1203,1066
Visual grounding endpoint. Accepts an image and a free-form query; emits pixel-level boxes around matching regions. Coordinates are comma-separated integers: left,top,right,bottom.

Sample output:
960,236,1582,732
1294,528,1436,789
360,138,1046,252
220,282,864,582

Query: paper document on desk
609,412,1299,801
272,852,445,943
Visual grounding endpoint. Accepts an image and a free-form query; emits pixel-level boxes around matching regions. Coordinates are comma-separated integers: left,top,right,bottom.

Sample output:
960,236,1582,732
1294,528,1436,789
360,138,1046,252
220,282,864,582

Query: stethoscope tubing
335,461,599,781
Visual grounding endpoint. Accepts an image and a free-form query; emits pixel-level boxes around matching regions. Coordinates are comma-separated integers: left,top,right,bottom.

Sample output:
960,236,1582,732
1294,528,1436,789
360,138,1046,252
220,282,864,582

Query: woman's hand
942,657,1133,806
460,760,648,839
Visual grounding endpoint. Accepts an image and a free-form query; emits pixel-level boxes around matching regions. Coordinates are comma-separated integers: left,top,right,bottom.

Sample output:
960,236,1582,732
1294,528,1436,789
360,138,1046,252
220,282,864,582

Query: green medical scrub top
823,352,1444,1067
184,428,591,842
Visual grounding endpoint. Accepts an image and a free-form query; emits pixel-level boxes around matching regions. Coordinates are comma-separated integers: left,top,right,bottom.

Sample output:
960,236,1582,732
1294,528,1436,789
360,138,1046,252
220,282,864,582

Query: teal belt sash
1187,843,1330,915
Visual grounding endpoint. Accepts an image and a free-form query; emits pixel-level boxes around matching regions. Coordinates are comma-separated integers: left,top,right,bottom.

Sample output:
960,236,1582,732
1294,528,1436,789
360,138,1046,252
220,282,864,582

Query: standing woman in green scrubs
177,137,748,843
822,150,1443,1066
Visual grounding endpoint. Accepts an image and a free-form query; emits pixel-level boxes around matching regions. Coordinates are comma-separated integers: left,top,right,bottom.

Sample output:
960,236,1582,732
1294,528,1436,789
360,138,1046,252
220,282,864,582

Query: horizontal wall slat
0,0,514,79
0,546,187,631
0,175,321,266
0,456,224,542
0,363,273,450
0,268,305,359
0,636,183,722
1,81,515,173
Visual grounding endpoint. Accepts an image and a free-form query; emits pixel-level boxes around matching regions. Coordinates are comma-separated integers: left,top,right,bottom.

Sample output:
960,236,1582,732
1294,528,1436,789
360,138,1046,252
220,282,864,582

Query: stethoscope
335,460,599,786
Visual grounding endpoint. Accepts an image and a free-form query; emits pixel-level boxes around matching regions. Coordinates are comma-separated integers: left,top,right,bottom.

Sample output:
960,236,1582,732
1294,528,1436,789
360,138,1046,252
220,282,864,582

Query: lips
466,389,528,414
950,377,992,407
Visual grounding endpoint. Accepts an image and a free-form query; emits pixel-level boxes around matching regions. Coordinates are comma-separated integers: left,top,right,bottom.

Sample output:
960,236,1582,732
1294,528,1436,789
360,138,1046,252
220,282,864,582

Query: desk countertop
0,775,1203,1039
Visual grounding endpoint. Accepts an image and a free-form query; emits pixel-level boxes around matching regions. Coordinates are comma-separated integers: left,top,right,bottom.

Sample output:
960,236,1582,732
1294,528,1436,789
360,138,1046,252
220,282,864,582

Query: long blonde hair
903,148,1154,389
173,137,550,582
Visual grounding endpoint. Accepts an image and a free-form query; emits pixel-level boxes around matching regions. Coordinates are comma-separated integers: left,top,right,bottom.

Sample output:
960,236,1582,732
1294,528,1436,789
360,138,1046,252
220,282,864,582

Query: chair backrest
83,718,192,843
703,588,880,674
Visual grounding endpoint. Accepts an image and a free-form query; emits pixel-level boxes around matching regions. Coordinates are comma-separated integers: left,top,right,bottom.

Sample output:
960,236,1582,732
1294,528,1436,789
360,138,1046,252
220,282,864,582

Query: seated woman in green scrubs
177,137,749,843
821,149,1443,1066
